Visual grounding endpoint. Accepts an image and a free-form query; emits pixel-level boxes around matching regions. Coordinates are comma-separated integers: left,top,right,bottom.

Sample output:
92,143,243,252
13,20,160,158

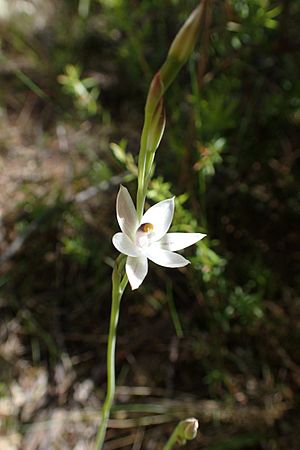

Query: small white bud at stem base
182,418,199,440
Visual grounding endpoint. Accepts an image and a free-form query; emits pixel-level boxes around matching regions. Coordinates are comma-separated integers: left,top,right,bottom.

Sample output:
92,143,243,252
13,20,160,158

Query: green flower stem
137,3,205,220
163,427,179,450
159,56,182,93
136,112,152,220
96,5,205,448
95,256,128,450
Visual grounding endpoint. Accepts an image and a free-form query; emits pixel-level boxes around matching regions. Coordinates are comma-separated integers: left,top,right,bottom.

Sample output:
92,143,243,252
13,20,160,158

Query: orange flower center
138,223,154,233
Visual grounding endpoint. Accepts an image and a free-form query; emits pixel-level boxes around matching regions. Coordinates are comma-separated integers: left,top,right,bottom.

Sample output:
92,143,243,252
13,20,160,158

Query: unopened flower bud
159,4,204,90
168,4,203,64
181,418,199,440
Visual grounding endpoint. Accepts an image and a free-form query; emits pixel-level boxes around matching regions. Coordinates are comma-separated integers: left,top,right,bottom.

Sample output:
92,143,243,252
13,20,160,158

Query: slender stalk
163,425,179,450
96,5,206,448
95,257,128,449
136,113,151,220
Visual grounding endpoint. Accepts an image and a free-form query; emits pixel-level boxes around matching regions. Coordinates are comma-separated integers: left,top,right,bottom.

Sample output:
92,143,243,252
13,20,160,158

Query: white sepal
145,247,190,268
156,232,206,251
116,186,138,239
126,255,148,290
112,232,141,257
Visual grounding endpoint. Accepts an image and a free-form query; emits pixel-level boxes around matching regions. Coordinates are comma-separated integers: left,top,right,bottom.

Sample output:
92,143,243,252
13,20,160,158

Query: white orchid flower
112,186,206,290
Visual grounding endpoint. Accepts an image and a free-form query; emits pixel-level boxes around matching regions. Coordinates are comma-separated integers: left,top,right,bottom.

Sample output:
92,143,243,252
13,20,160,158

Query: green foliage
226,286,264,323
232,0,282,31
58,64,100,117
89,160,113,184
61,210,90,264
110,141,138,177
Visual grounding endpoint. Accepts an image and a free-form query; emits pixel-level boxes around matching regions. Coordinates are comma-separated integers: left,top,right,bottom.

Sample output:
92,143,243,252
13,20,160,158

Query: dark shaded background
0,0,299,448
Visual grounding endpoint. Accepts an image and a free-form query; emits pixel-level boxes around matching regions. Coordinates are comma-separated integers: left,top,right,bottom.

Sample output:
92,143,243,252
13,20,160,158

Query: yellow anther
139,223,154,233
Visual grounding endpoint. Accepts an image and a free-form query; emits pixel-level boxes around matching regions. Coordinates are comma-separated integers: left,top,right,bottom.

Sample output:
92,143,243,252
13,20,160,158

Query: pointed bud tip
168,4,203,63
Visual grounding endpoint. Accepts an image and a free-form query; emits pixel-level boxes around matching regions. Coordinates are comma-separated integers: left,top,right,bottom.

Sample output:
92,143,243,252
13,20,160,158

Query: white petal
141,197,174,242
145,247,190,268
126,255,148,290
116,186,138,239
112,232,141,257
155,233,206,251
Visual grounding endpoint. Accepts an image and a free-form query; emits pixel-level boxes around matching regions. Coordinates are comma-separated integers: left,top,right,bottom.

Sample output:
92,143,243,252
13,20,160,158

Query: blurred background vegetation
0,0,299,449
